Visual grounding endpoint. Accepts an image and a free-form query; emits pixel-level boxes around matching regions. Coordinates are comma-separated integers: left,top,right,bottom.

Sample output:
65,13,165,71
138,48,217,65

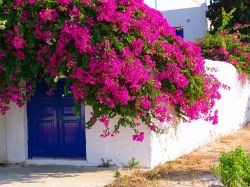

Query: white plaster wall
3,60,250,168
150,60,250,168
80,60,250,168
247,101,250,122
0,115,6,162
85,106,152,167
5,104,27,163
3,104,152,167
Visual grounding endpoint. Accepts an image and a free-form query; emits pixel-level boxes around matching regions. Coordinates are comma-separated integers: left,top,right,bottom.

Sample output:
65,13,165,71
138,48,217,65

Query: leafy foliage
114,170,121,179
0,0,221,140
128,157,140,169
206,0,250,40
197,29,250,76
212,147,250,187
197,8,250,79
218,8,236,32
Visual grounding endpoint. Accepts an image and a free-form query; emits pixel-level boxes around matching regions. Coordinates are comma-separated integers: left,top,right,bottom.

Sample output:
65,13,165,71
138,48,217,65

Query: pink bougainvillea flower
57,0,72,6
99,115,110,127
29,0,36,4
133,132,144,142
15,0,26,5
238,73,247,81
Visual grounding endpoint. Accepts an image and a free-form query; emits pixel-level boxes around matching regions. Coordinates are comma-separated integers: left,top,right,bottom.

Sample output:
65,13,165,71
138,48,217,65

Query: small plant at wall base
114,170,121,179
128,157,140,169
0,0,221,141
197,9,250,79
212,147,250,187
99,158,113,168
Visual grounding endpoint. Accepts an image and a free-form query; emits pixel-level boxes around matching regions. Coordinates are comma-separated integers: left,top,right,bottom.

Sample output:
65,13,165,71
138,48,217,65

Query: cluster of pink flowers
197,28,250,81
133,132,144,142
234,23,250,29
0,0,221,141
39,9,58,23
0,78,32,115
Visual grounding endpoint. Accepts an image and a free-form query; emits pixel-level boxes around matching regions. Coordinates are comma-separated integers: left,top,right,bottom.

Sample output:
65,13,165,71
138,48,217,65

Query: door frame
27,85,86,160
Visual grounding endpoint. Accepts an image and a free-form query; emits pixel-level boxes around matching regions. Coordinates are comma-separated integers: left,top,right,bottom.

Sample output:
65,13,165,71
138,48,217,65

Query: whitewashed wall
0,104,28,164
247,104,250,123
0,115,6,162
1,60,250,168
85,106,152,167
83,60,250,168
150,60,250,167
29,60,250,168
144,0,210,41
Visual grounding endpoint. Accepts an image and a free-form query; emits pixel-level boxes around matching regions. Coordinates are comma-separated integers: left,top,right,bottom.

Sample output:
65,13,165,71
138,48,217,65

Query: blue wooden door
28,82,86,159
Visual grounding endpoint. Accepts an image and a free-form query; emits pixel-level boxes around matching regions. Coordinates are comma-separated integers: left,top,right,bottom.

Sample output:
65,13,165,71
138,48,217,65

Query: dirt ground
0,165,116,187
157,124,250,187
109,124,250,187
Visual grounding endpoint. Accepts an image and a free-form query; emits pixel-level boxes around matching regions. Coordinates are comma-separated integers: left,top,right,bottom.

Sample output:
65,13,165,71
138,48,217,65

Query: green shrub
114,170,121,179
212,147,250,187
128,157,140,169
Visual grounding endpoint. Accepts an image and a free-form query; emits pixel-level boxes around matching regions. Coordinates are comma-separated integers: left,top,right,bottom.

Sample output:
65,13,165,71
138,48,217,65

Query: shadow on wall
162,3,208,41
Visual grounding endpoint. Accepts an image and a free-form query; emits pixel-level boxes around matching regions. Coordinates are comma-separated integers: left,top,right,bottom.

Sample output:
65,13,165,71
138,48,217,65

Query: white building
145,0,211,41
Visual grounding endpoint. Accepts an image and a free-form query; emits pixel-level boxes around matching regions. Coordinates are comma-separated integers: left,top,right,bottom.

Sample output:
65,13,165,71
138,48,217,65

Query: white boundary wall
0,60,250,168
150,60,250,167
0,115,6,161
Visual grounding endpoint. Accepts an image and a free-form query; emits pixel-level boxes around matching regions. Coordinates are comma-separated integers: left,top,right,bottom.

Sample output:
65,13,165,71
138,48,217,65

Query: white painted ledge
26,159,89,166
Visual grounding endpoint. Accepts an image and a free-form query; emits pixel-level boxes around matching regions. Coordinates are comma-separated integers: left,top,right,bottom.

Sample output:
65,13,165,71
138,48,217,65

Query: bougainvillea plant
197,29,250,80
0,0,221,141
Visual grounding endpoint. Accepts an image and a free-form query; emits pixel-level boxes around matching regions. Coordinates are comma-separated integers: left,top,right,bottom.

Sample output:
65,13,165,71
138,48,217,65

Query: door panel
60,120,85,158
31,120,56,157
28,82,86,159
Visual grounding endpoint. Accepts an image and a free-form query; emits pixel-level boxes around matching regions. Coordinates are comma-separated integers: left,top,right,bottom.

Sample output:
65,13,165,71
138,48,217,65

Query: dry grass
106,170,157,187
107,125,250,187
